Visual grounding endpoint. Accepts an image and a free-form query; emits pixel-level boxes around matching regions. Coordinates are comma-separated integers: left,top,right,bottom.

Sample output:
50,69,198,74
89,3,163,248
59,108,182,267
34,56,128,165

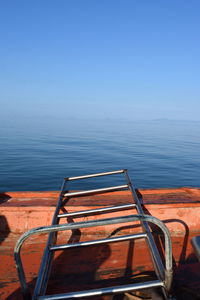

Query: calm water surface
0,117,200,191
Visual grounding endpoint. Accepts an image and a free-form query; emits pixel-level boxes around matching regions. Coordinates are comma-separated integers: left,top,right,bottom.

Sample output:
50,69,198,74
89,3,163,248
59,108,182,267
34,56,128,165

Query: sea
0,116,200,192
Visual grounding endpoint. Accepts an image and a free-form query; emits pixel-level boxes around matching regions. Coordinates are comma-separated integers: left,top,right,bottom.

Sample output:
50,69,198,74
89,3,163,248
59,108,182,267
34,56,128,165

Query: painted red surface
0,188,200,299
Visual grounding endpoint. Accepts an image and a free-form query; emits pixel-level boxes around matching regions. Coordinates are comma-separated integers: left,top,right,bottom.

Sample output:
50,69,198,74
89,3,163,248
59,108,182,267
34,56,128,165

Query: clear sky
0,1,200,121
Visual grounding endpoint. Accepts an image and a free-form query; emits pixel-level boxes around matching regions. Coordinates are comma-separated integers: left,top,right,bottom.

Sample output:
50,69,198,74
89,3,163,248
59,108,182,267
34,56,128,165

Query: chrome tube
57,203,135,218
49,233,147,251
123,171,166,281
65,169,126,181
38,280,163,300
63,184,129,197
33,180,67,299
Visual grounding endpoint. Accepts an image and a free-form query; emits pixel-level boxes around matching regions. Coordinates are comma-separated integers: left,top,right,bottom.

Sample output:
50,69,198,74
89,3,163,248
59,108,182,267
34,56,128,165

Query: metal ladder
14,169,173,300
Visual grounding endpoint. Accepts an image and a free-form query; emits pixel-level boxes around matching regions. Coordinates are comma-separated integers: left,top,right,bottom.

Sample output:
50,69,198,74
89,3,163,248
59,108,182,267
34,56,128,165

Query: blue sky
0,1,200,120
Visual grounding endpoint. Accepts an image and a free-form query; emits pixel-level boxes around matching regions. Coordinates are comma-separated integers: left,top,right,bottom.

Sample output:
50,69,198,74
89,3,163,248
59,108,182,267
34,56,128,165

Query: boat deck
1,188,200,299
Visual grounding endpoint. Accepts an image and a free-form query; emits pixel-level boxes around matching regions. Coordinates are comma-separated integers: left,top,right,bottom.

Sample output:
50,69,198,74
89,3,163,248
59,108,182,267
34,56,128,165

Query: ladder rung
58,203,136,218
63,184,129,197
65,169,126,181
49,233,147,251
38,280,163,299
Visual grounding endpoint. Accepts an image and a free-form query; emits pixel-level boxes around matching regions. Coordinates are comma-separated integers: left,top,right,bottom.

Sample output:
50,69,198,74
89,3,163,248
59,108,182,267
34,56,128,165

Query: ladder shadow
47,206,112,295
135,188,190,267
7,207,112,300
0,214,10,244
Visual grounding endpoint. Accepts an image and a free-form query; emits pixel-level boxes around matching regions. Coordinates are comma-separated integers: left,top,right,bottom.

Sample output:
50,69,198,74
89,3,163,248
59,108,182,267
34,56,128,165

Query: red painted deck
1,188,200,299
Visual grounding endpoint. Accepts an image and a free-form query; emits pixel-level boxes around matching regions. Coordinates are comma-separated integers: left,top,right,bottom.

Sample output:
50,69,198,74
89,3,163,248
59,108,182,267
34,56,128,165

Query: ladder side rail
33,180,67,299
14,214,172,299
123,171,169,292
